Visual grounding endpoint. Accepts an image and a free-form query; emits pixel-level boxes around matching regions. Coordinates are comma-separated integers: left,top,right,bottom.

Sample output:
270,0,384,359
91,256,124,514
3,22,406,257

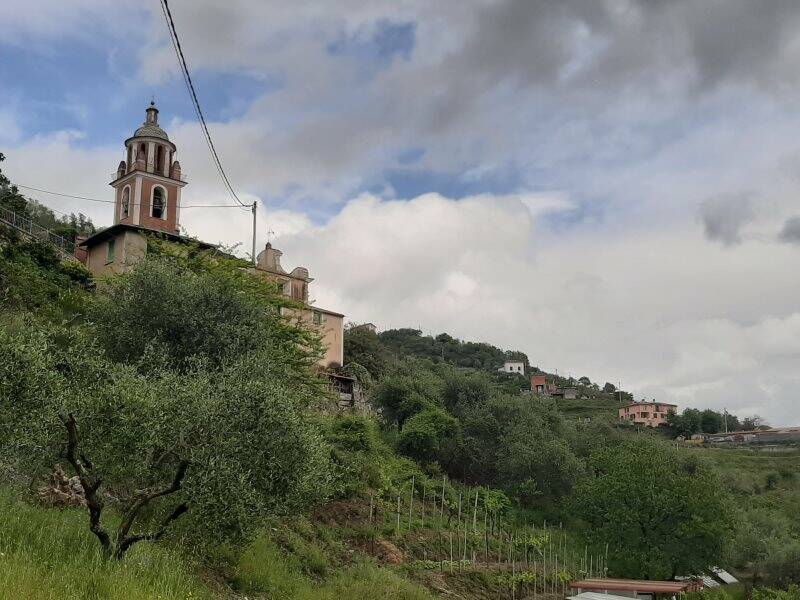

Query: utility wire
15,184,247,209
158,0,250,211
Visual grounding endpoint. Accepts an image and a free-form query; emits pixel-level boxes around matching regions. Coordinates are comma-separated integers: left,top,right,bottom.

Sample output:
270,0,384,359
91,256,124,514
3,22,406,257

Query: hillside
1,183,798,599
347,325,627,423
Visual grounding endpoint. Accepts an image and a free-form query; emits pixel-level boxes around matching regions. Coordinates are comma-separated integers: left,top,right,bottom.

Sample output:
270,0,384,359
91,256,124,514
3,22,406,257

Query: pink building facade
619,401,677,428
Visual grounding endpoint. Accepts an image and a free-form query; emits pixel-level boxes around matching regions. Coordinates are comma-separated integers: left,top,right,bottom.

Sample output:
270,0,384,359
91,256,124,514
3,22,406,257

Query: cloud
699,193,754,246
6,1,800,428
262,191,800,426
778,216,800,244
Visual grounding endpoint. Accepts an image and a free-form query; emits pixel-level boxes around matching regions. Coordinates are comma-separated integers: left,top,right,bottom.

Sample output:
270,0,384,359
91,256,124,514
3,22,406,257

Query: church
78,103,344,368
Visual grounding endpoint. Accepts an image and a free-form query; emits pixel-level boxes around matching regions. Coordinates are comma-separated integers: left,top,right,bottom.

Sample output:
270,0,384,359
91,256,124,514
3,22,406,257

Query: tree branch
60,413,111,555
115,502,189,557
115,459,189,559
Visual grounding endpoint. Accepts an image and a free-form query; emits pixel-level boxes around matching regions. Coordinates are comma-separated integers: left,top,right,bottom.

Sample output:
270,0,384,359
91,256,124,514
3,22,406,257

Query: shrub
574,439,734,579
0,318,332,556
759,543,800,588
765,472,780,491
328,415,379,453
398,408,459,462
90,255,321,375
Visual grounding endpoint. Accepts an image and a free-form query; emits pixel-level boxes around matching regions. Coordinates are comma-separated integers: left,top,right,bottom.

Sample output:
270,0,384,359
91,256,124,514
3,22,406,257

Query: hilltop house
498,361,525,375
77,103,344,368
618,400,677,428
531,374,559,395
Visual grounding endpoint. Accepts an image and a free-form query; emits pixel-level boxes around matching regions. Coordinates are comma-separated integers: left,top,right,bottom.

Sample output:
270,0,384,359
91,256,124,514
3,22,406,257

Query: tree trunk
60,413,189,560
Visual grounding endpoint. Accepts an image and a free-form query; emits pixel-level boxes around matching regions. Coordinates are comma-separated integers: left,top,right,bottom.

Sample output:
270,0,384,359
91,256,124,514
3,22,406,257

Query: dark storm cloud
453,0,800,91
699,193,754,246
779,216,800,244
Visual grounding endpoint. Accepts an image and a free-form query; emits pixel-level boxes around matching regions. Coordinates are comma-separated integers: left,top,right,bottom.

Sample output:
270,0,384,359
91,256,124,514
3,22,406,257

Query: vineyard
344,478,610,598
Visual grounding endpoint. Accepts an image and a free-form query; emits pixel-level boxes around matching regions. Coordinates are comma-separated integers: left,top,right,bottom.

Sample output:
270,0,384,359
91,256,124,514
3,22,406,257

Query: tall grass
0,489,213,600
234,535,433,600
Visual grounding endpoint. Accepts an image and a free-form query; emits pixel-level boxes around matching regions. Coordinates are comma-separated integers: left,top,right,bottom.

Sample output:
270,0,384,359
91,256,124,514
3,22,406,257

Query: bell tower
110,102,187,234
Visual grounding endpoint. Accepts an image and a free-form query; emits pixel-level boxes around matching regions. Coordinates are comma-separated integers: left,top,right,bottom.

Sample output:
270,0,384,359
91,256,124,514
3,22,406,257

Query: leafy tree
26,200,96,241
371,371,440,427
90,253,322,378
441,370,492,413
602,382,616,393
758,543,800,588
0,152,29,215
0,234,91,313
667,408,702,437
0,318,332,559
377,328,529,372
496,402,583,505
700,409,723,434
574,439,733,579
343,323,391,380
742,415,768,430
753,587,800,600
441,400,502,483
0,155,95,239
327,414,380,454
397,408,459,462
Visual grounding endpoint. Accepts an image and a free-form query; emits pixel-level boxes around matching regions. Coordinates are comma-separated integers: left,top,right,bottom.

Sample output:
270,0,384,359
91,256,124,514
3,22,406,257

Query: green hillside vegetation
1,162,798,598
699,448,800,587
348,324,629,416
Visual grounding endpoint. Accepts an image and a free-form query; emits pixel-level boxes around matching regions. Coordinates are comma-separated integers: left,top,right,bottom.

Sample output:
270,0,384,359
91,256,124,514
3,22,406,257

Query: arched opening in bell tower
151,186,166,219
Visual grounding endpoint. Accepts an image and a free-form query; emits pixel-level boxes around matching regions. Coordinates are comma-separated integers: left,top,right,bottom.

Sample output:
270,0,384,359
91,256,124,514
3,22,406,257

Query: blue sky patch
327,20,415,65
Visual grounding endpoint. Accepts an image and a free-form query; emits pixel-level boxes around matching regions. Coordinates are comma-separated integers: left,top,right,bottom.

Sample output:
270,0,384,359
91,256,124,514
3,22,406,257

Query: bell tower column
109,101,187,235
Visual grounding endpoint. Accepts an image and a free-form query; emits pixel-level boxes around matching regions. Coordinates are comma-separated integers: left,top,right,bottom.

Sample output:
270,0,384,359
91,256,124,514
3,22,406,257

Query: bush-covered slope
0,166,797,597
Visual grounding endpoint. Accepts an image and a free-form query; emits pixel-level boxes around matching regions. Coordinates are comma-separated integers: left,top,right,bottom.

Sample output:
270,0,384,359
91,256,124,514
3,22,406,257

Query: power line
15,184,247,209
158,0,250,211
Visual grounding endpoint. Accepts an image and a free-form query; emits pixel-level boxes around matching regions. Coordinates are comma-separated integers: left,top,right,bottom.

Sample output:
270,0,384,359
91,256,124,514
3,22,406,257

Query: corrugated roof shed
712,568,738,585
569,592,635,600
570,578,702,594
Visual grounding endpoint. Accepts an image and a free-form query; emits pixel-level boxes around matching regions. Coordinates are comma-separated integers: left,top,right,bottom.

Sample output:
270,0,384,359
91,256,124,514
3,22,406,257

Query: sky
3,0,800,425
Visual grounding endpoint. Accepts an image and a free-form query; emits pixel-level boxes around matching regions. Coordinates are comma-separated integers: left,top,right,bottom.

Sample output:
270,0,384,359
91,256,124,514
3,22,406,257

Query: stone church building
78,103,344,368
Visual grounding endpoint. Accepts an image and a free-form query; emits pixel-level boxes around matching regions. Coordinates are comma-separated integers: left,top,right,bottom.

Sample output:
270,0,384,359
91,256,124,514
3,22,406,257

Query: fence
0,205,77,258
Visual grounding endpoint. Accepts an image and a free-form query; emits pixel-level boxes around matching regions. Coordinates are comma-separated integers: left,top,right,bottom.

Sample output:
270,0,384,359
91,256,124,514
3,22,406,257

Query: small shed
570,578,702,600
569,592,635,600
711,568,738,585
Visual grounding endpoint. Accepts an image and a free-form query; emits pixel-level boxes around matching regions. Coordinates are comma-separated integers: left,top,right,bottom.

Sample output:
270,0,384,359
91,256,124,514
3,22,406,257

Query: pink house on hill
619,401,677,428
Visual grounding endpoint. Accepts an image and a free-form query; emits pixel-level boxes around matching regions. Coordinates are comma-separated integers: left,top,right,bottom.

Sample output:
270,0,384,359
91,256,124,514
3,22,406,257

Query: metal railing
0,205,77,258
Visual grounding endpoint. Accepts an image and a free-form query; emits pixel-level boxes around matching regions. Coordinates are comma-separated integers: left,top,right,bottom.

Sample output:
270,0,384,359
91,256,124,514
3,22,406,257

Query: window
121,187,130,219
313,311,323,326
156,145,165,175
106,239,116,263
151,187,166,219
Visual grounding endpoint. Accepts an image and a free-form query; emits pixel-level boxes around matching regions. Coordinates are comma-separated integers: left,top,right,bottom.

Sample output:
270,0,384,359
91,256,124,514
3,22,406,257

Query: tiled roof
133,123,169,140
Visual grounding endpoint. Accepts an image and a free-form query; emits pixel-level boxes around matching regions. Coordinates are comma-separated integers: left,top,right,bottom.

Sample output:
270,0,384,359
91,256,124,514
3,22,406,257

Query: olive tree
0,324,332,558
574,438,734,579
1,250,335,559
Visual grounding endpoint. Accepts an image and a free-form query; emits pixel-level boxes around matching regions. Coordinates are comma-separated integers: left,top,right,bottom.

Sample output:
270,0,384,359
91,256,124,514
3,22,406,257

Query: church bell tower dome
110,102,187,235
133,102,170,140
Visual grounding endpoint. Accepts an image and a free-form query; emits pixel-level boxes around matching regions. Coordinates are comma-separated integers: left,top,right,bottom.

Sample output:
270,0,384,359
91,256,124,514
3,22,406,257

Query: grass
0,486,434,600
233,534,433,600
0,488,214,600
556,395,619,421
